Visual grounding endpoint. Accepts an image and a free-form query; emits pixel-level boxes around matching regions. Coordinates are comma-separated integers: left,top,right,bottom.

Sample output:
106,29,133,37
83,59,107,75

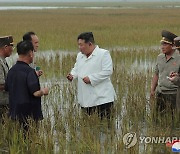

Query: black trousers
81,102,114,119
156,93,176,120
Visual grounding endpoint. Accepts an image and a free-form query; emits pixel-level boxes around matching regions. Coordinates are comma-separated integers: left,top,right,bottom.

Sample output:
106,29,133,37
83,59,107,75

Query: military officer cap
0,36,14,48
174,36,180,49
160,30,177,45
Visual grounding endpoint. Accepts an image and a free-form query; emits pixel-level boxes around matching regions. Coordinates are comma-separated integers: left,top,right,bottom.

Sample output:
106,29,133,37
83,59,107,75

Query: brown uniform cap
0,36,14,48
160,30,177,45
174,36,180,49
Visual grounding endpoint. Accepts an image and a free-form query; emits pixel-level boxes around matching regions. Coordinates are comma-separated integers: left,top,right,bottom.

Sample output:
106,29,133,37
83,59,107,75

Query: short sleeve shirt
154,50,180,94
5,61,43,120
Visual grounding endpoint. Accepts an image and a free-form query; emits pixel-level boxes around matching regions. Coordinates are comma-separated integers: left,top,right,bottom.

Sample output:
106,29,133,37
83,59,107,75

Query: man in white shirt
67,32,116,119
23,31,43,77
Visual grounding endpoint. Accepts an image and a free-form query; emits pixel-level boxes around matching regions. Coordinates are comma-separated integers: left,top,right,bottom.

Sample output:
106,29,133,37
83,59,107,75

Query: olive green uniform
0,35,13,118
0,56,9,105
173,36,180,112
155,50,180,94
154,50,180,114
0,56,9,117
171,76,180,112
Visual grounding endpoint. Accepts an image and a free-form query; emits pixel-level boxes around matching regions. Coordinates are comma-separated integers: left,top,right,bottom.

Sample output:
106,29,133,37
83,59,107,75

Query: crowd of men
0,30,179,133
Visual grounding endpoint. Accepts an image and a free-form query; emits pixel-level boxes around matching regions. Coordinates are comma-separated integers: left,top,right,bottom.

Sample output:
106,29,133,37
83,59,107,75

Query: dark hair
16,41,34,55
22,31,36,41
77,32,95,44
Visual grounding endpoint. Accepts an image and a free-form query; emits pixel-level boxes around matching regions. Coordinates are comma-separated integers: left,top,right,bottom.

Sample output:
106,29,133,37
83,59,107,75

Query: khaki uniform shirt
0,56,9,105
154,50,180,94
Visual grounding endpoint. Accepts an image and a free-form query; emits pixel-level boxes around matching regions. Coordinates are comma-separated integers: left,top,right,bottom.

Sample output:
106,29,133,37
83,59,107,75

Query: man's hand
33,87,49,97
67,73,73,81
150,74,158,98
83,76,91,84
36,70,43,77
169,72,178,78
168,72,178,81
168,76,176,82
150,90,155,97
42,87,49,95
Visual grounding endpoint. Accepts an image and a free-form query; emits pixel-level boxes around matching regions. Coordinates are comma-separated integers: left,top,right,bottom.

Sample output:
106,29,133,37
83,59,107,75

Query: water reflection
0,6,127,10
1,6,180,11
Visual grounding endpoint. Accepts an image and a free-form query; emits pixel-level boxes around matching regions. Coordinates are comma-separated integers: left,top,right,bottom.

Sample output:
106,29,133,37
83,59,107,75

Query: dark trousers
156,93,176,121
16,117,39,139
81,102,114,119
0,105,8,120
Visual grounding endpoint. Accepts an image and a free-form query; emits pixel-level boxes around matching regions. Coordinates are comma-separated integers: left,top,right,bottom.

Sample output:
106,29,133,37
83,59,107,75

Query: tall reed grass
0,3,179,153
0,4,180,50
1,48,179,153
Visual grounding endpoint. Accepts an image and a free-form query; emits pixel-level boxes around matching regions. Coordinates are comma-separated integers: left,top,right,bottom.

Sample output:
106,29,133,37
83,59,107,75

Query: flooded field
0,2,180,153
3,48,179,153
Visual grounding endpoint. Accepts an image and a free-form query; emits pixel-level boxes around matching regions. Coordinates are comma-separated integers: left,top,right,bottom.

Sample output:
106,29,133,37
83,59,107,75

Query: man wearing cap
0,36,14,118
23,31,43,77
151,30,180,119
168,36,180,113
174,36,180,53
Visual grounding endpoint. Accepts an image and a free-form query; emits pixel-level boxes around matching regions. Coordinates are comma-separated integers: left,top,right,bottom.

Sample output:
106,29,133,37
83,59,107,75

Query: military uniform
0,57,9,105
0,36,13,117
155,50,180,94
173,37,180,112
171,77,180,111
174,36,180,51
155,30,179,115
